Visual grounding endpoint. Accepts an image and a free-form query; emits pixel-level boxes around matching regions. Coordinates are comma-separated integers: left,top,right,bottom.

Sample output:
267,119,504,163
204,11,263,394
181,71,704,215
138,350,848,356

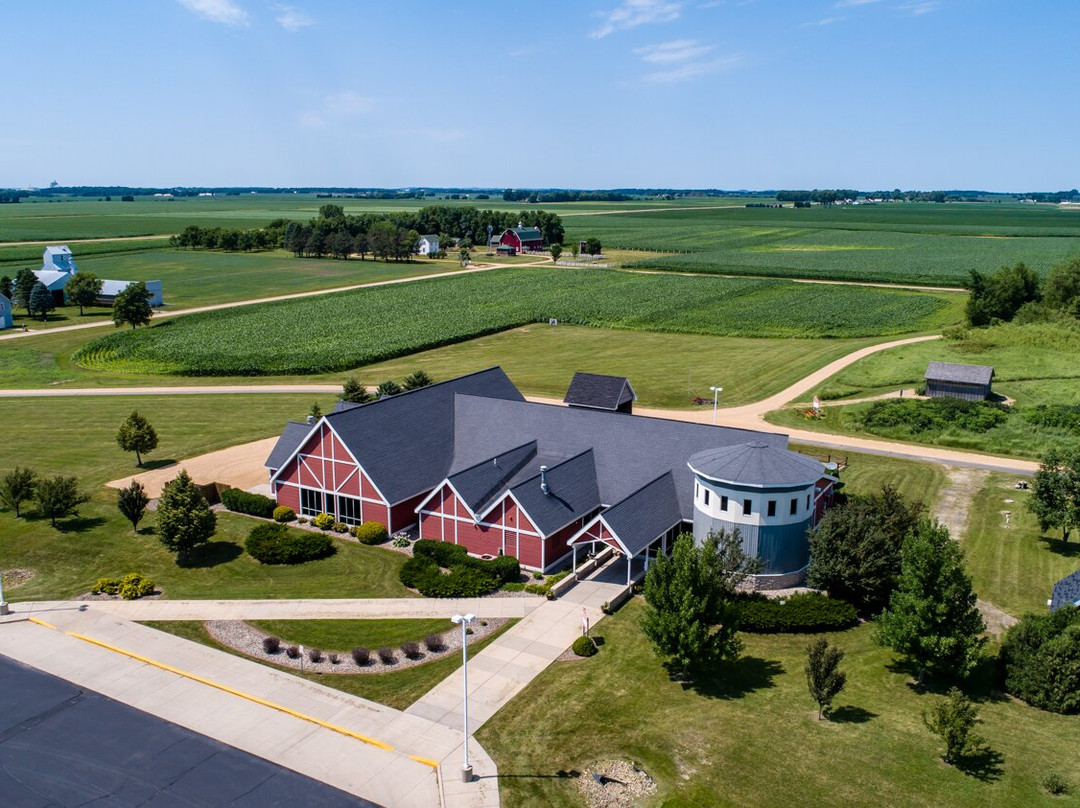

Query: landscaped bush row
221,488,276,518
91,572,155,600
412,539,520,582
245,523,336,565
1001,606,1080,714
735,592,859,633
860,397,1010,435
400,540,522,597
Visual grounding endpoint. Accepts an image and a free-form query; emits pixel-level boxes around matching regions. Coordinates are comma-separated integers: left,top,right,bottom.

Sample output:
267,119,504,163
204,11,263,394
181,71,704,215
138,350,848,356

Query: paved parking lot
0,655,375,807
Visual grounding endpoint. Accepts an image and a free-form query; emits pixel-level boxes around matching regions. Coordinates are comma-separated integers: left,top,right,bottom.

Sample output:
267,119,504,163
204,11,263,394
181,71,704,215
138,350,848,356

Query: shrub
297,516,309,524
525,583,550,596
262,636,281,654
272,505,296,523
1001,607,1080,713
332,521,349,533
221,488,276,518
424,634,445,652
285,645,300,659
329,653,340,665
572,636,597,657
532,571,544,580
118,572,155,600
377,646,396,664
312,512,335,530
392,536,410,548
735,592,859,634
92,577,119,595
308,648,324,663
351,647,370,666
401,640,422,659
861,397,1010,436
245,522,336,565
402,540,518,596
413,538,468,567
1043,771,1070,796
352,521,389,545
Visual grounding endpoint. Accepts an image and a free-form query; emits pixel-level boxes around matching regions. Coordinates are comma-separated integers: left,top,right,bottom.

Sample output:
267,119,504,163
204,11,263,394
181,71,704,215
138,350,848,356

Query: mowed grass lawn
794,444,947,508
247,619,451,651
477,600,1080,808
0,393,424,602
963,473,1080,618
142,618,518,711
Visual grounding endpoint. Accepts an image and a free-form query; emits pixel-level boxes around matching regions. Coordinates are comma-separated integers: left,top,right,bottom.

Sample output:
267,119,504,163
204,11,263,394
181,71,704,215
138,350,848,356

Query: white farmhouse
417,234,440,256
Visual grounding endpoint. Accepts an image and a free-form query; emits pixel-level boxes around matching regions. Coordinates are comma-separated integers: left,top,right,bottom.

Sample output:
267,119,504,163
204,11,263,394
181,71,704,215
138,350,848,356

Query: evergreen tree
0,275,12,300
14,268,37,313
112,281,153,329
806,637,847,720
377,380,403,397
29,282,55,321
64,271,104,315
116,410,159,466
924,687,982,765
641,530,759,678
117,480,150,531
877,519,986,683
0,466,37,517
309,402,322,419
35,475,89,527
156,470,216,559
402,370,433,390
341,377,373,404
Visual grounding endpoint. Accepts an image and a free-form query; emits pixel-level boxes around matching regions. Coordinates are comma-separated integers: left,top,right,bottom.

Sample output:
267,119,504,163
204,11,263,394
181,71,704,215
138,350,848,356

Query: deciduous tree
549,243,562,264
64,271,104,315
35,475,89,527
641,530,760,677
116,410,159,467
806,637,846,720
0,467,37,517
1028,449,1080,543
877,519,986,683
157,470,216,559
113,281,153,329
117,480,150,532
584,237,602,256
924,688,982,765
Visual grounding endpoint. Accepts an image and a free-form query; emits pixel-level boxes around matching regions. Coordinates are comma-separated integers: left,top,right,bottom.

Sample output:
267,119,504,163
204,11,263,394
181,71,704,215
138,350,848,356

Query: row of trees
340,369,434,404
2,269,153,327
965,256,1080,326
501,189,629,204
0,467,89,526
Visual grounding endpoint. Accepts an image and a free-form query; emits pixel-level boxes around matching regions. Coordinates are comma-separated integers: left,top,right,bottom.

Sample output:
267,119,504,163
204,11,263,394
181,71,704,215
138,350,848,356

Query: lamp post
710,386,724,425
451,613,476,782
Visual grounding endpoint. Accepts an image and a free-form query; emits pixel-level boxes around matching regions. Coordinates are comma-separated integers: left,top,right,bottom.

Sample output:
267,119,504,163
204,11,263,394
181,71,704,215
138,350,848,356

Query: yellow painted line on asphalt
28,617,442,768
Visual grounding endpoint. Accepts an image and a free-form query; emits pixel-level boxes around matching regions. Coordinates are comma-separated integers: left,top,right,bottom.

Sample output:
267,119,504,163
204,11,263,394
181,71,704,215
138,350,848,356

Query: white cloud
299,91,374,128
275,4,314,31
176,0,249,26
802,15,844,26
642,52,742,84
835,0,880,7
591,0,682,39
899,1,939,13
635,39,714,63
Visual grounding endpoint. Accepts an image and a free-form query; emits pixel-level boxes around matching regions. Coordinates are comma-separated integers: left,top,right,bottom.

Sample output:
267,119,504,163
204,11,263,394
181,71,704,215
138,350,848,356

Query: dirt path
934,465,1018,635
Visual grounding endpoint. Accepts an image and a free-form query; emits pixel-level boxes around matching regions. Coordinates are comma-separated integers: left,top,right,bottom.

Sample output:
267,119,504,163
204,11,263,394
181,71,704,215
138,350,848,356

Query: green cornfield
74,267,958,376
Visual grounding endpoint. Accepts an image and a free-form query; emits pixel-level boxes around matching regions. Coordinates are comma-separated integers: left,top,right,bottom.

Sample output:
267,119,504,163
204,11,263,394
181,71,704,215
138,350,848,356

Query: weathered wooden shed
924,361,994,401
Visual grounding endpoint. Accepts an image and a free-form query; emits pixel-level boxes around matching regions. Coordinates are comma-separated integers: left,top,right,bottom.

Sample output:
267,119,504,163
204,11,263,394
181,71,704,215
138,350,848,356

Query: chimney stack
306,415,315,425
540,465,549,495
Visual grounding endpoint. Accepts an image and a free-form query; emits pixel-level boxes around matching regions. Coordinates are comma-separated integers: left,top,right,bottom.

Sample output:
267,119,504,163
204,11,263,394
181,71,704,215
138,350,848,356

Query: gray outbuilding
924,361,994,401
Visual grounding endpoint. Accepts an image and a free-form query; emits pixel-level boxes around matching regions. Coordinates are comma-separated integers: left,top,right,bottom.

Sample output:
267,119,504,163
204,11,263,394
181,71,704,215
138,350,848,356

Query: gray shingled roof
265,421,311,471
600,472,683,557
508,450,601,536
1051,569,1080,612
270,367,524,503
509,226,543,241
450,395,786,521
688,442,825,488
447,441,537,515
563,372,635,411
925,362,994,385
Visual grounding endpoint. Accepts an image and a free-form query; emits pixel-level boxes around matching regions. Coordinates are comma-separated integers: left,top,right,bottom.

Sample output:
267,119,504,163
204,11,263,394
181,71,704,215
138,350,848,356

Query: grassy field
477,599,1080,808
560,203,1080,287
72,267,963,377
963,473,1079,618
248,618,450,651
142,618,518,711
795,444,948,508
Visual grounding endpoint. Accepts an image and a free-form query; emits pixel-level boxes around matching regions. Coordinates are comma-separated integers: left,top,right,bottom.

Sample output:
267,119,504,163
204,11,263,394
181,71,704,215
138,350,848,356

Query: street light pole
710,386,723,426
451,613,476,782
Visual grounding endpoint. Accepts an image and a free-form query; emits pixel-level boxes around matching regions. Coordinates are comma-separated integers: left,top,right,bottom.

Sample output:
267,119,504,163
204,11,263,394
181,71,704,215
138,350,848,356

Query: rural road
0,331,1037,474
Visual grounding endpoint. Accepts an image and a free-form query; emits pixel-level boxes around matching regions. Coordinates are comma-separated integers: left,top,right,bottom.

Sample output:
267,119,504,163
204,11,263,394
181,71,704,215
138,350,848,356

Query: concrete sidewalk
0,608,500,807
408,559,627,731
6,596,542,622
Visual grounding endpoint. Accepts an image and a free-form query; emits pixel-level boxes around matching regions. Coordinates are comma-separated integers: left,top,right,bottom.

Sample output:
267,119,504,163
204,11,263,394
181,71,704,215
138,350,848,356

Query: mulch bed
577,760,657,808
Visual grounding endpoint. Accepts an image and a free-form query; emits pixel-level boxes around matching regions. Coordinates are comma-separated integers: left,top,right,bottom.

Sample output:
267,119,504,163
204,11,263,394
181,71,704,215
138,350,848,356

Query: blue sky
3,1,1077,190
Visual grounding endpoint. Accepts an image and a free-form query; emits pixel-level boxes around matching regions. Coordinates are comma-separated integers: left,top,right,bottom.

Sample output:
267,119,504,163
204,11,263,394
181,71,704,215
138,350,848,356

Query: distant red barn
497,224,544,254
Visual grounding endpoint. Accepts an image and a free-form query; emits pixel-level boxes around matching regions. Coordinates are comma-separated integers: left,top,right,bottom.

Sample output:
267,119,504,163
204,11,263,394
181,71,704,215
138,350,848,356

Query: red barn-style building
495,224,544,254
265,368,835,582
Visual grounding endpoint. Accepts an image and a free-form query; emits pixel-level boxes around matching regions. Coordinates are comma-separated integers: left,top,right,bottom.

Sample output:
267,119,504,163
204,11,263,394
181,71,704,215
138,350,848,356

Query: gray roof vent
540,465,549,495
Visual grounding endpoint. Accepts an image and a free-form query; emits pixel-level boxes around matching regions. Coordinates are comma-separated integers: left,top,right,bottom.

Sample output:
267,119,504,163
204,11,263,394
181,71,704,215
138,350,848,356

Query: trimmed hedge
572,635,597,657
352,521,389,545
273,506,295,523
92,572,155,600
312,512,335,530
221,488,276,518
245,523,336,565
401,540,521,597
735,592,858,633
